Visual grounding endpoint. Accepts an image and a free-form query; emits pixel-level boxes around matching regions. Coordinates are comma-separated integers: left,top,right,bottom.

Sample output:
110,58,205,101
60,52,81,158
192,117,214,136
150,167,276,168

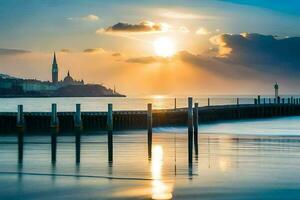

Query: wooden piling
208,98,210,106
50,104,59,163
17,105,24,162
257,95,261,105
74,104,82,164
174,98,177,110
254,98,257,105
147,103,152,159
107,104,113,163
193,103,199,155
237,98,239,105
188,97,193,164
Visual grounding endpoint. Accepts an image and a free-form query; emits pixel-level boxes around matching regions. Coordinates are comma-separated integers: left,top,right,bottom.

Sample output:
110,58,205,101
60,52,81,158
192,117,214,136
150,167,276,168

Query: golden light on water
151,145,173,200
153,37,176,57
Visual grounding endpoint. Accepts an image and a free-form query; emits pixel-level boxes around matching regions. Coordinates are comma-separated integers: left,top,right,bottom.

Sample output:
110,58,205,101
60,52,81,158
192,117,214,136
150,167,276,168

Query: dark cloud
104,21,169,33
177,51,257,79
211,33,300,75
83,48,105,53
0,48,30,55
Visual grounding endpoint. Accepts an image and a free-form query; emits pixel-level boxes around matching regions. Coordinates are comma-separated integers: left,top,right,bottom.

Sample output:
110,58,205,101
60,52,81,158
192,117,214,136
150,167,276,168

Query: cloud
210,33,300,76
101,21,170,34
126,56,170,64
176,50,252,79
67,14,99,22
112,53,122,57
0,48,30,55
61,49,71,53
82,14,99,21
196,27,210,35
83,48,106,54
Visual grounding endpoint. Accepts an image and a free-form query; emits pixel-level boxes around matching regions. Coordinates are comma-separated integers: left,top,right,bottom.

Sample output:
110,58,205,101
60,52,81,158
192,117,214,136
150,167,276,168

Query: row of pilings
1,96,300,164
1,98,300,134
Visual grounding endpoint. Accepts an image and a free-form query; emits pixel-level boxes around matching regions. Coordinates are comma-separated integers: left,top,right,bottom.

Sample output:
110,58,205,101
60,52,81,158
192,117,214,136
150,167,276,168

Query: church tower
52,52,58,84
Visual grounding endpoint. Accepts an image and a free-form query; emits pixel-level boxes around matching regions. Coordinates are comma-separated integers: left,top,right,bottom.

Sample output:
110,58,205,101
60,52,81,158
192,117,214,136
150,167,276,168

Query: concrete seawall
0,103,299,134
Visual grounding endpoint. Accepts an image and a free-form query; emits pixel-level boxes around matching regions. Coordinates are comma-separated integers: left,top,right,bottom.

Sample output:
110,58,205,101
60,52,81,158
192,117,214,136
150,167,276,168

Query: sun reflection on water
151,145,173,200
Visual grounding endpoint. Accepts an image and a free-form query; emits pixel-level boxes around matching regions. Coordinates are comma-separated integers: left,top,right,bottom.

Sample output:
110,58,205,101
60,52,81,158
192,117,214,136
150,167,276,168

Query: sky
0,0,300,96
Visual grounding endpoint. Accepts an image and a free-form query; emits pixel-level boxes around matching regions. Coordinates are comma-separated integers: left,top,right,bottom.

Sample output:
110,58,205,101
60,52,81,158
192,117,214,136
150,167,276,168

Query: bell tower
52,52,58,84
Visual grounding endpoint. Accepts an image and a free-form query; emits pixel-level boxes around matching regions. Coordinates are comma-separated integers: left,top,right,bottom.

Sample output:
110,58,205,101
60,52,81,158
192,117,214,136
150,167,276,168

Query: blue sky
0,0,299,51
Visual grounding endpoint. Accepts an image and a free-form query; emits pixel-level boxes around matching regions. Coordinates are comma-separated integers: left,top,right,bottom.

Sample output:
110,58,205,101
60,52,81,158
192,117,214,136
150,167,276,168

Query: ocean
0,95,290,112
0,97,300,199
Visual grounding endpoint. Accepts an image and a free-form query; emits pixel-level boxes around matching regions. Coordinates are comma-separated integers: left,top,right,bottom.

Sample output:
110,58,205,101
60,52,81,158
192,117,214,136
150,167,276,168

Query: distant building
274,82,279,98
0,53,84,93
0,53,124,97
52,52,58,84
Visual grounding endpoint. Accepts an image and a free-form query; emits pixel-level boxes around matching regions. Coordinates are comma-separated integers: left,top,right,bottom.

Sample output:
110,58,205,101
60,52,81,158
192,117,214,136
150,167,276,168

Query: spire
52,52,58,84
53,52,57,66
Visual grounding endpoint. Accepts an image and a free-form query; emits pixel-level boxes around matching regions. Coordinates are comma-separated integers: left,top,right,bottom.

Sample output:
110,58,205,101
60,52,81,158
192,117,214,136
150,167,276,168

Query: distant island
0,53,125,97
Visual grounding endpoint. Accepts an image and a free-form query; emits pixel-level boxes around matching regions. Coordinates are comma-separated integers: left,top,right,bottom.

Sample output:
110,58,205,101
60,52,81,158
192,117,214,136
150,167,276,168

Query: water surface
1,117,300,199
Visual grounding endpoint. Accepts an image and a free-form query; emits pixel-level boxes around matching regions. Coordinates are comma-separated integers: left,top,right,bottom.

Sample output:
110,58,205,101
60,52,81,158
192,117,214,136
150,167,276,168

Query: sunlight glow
151,145,173,200
153,37,176,57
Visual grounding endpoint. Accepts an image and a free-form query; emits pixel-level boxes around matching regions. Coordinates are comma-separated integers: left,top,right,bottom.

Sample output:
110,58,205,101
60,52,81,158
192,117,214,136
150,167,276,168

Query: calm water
1,117,300,199
0,96,273,112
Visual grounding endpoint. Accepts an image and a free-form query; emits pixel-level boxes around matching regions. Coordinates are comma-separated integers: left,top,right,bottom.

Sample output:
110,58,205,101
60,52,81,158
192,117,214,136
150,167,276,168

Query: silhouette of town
0,53,125,97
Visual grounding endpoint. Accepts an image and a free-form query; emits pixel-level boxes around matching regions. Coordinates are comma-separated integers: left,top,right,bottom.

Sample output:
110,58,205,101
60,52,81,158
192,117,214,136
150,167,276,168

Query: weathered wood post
50,104,59,164
17,105,24,162
237,98,239,105
74,104,82,164
188,97,193,165
147,103,152,159
193,103,199,155
107,104,113,163
208,98,210,106
174,98,177,110
254,98,257,105
257,95,261,105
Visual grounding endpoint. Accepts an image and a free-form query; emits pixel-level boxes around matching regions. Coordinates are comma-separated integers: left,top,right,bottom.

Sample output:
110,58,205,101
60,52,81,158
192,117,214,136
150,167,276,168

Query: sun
153,37,176,57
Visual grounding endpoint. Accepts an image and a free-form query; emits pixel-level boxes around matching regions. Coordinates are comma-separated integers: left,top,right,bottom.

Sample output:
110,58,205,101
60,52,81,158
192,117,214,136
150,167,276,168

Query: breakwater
0,97,299,134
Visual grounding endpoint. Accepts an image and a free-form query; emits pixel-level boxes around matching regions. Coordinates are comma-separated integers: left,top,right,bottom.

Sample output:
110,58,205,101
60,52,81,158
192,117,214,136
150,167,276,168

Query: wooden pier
1,97,300,164
0,98,300,134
